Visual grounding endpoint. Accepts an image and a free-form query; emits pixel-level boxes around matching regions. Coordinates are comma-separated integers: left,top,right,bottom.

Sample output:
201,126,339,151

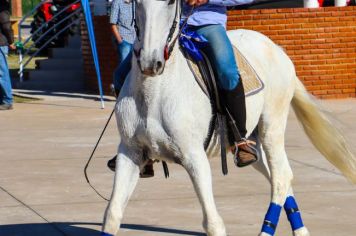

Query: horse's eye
168,0,175,5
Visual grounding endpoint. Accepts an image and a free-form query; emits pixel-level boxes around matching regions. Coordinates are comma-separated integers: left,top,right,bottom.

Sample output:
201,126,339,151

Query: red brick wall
227,6,356,98
81,16,118,94
82,6,356,98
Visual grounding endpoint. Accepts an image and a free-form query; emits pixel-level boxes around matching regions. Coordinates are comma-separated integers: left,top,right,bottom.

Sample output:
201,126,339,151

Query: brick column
11,0,23,17
81,16,118,94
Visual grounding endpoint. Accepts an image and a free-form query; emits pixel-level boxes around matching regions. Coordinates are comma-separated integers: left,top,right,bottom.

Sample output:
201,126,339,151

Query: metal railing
17,0,82,82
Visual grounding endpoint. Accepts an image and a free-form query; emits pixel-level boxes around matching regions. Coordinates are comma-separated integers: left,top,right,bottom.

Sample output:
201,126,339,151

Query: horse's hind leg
101,144,141,236
253,147,310,236
258,101,294,236
181,148,226,236
285,189,310,236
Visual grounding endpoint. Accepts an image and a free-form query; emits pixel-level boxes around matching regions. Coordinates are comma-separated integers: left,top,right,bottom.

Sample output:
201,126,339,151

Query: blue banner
81,0,105,108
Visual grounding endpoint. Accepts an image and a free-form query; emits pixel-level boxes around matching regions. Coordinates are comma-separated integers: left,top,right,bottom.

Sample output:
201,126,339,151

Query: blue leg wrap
284,196,304,231
261,203,282,235
101,232,113,236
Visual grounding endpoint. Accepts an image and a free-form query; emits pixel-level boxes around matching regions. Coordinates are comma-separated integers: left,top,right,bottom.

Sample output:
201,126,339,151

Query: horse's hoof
206,225,227,236
258,232,272,236
206,230,227,236
204,217,227,236
293,227,310,236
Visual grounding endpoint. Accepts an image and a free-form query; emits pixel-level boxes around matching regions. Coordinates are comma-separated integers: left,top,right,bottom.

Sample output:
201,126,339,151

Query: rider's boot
222,81,259,167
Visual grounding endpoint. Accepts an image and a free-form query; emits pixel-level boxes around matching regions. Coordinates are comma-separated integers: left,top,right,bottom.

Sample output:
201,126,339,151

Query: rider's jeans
113,40,133,92
0,46,13,105
193,24,240,91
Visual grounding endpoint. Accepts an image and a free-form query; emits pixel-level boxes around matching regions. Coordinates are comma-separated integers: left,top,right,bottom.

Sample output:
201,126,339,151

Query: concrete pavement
0,96,355,236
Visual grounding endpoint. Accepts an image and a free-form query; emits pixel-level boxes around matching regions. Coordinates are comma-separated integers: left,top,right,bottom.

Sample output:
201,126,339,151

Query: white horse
101,1,356,236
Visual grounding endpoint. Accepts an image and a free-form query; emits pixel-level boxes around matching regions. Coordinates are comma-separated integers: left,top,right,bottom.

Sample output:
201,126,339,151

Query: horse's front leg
101,143,142,236
181,148,226,236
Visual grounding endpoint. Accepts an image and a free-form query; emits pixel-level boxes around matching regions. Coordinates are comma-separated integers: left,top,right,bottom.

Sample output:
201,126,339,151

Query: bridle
164,0,180,60
132,0,194,61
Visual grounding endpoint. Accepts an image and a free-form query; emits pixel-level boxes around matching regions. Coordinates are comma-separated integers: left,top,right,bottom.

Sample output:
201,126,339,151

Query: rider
184,0,258,167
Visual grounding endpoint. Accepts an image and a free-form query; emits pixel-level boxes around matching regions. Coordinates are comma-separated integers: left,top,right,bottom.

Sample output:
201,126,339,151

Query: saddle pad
186,46,264,97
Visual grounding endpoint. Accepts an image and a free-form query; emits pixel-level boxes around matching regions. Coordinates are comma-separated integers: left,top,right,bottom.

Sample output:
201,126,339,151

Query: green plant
22,0,42,15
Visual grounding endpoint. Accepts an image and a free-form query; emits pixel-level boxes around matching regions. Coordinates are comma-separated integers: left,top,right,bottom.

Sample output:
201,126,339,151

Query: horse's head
132,0,179,76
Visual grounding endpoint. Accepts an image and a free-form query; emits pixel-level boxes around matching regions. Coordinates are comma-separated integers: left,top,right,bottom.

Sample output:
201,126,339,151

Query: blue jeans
193,24,240,91
0,46,12,105
113,40,133,91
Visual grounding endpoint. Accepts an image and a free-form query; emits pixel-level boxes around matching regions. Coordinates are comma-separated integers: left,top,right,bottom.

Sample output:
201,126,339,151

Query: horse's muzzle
135,49,165,76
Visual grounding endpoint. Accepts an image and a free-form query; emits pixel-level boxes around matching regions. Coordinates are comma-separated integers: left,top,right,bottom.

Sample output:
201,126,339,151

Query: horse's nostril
156,61,163,70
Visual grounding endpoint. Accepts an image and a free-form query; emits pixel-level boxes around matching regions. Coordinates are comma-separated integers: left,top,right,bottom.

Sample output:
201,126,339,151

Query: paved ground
0,95,355,236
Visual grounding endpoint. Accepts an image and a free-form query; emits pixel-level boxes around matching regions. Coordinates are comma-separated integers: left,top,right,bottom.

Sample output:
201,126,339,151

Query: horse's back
227,29,296,81
227,29,297,134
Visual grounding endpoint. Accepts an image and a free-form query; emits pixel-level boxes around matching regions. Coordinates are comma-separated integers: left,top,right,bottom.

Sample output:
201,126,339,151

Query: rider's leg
195,24,258,167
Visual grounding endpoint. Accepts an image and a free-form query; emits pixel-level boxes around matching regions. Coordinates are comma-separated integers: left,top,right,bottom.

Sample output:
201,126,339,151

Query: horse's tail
291,78,356,183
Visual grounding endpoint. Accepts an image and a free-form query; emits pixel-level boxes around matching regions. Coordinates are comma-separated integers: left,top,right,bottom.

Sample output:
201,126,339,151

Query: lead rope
85,1,135,202
84,107,115,202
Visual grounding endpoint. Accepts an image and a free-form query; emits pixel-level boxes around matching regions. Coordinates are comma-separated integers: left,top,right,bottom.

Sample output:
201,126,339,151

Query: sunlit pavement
0,96,355,236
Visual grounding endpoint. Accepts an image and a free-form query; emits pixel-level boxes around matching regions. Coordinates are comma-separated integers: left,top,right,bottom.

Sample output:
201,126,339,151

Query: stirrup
233,138,259,168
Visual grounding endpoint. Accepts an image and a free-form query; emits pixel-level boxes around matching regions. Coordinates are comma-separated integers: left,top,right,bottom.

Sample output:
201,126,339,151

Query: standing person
107,0,154,177
0,0,15,110
183,0,259,167
109,0,135,96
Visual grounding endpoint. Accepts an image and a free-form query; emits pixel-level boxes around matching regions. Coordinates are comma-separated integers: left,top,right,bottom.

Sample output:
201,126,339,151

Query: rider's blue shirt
183,0,254,28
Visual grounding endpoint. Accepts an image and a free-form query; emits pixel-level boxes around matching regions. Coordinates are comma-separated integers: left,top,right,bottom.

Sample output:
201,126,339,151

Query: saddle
186,46,264,99
182,39,264,175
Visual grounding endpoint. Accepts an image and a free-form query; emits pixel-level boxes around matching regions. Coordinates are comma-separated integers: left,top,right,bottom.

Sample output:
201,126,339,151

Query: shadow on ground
0,222,205,236
12,89,116,102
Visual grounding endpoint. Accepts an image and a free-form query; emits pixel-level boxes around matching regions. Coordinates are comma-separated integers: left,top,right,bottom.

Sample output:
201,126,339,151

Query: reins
165,3,195,60
164,0,180,59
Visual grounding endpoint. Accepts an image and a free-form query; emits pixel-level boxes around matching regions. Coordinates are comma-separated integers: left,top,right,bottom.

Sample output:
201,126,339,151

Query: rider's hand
186,0,208,6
